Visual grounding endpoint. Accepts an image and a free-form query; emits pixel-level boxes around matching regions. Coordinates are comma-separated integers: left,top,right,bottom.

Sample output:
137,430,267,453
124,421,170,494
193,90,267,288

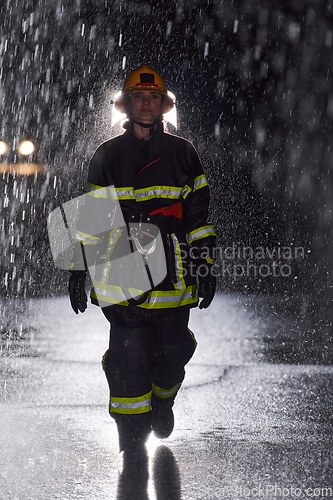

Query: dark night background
0,0,332,336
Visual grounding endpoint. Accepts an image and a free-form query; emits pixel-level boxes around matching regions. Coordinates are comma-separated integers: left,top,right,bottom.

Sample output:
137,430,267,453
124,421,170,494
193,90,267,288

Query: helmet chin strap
133,118,158,129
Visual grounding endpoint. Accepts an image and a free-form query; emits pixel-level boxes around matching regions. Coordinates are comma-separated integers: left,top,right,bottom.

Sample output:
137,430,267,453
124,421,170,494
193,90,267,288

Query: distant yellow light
18,140,35,155
0,141,8,155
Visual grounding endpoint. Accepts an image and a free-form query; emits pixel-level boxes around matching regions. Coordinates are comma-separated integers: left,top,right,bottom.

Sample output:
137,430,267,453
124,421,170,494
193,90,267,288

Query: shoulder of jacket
162,131,196,152
90,133,126,161
97,132,126,150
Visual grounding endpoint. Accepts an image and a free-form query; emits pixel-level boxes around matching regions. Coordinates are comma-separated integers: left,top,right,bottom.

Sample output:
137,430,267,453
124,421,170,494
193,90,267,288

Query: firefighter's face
129,91,162,124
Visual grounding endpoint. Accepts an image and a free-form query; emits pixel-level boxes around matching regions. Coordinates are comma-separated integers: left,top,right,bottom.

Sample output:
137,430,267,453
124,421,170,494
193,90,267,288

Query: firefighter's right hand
68,271,87,314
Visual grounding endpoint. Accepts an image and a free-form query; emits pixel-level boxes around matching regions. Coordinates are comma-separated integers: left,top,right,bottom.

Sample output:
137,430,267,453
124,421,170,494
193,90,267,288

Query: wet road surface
0,294,332,499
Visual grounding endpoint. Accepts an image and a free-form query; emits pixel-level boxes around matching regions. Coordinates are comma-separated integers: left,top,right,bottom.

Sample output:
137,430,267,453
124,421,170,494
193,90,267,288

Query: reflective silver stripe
134,186,182,200
138,287,198,309
109,392,152,414
115,187,135,199
100,228,122,284
92,287,193,303
87,188,108,198
152,383,181,399
145,292,192,304
92,285,143,299
75,231,100,245
111,400,149,410
86,184,118,200
187,225,216,244
91,285,198,308
172,233,186,290
181,184,191,199
106,186,118,200
86,183,107,196
92,286,126,300
86,182,104,192
194,174,208,191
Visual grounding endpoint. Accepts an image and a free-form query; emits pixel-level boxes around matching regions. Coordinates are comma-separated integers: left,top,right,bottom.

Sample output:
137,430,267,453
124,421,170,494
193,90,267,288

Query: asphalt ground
0,294,332,500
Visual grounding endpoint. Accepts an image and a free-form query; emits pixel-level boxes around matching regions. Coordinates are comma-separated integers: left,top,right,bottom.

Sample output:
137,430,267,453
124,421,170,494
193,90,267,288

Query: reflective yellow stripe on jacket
91,284,145,304
139,285,198,309
86,183,118,199
91,284,198,309
135,185,183,201
86,178,209,200
193,174,208,191
172,233,186,290
99,228,123,284
187,225,216,244
75,230,101,246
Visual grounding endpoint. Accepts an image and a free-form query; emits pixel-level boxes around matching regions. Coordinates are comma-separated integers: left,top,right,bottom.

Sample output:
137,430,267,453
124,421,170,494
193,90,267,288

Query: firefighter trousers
101,305,196,450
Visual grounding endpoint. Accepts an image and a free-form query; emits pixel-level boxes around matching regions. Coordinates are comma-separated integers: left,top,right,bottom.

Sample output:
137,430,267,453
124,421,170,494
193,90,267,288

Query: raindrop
214,122,221,141
254,45,262,61
325,30,332,47
204,42,209,59
90,25,96,41
166,21,172,36
287,21,301,44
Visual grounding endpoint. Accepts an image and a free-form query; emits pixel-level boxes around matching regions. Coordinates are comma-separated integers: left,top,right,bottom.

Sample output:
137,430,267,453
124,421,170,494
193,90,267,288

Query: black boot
151,394,174,439
152,408,174,439
113,413,152,452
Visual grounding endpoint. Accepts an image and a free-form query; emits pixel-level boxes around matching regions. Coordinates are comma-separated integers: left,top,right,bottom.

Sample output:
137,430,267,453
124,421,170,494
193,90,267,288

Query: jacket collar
123,119,164,146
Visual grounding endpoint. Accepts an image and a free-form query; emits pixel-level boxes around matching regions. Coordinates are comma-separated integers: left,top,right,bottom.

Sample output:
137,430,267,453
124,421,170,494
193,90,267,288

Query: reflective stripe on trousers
152,382,181,399
108,382,182,414
109,391,152,414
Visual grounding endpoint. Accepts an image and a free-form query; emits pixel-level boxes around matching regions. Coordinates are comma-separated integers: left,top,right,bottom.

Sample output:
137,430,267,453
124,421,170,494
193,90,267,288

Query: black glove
197,264,216,309
68,271,87,314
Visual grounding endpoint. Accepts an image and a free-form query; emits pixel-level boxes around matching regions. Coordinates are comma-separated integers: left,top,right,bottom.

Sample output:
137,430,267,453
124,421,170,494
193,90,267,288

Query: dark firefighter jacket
75,120,216,311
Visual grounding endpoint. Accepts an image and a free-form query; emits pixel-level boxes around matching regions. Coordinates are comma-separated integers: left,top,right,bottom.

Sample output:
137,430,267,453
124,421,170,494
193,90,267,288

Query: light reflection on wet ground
0,293,332,499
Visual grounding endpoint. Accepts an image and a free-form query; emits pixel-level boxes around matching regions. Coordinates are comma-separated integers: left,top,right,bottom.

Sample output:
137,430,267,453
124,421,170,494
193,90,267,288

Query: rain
1,0,332,499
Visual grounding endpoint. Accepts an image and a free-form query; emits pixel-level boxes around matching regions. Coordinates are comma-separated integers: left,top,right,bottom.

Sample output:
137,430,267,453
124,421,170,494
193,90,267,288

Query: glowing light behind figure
111,90,177,129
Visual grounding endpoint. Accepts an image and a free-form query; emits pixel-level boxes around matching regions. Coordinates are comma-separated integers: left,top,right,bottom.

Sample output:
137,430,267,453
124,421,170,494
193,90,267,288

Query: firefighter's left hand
197,265,216,309
69,271,87,314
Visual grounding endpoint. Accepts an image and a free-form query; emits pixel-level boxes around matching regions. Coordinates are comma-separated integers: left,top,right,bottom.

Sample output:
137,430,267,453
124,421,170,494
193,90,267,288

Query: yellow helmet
114,64,174,114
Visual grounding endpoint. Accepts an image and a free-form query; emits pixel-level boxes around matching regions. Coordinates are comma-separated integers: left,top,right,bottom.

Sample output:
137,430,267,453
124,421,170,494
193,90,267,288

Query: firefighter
69,64,217,456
